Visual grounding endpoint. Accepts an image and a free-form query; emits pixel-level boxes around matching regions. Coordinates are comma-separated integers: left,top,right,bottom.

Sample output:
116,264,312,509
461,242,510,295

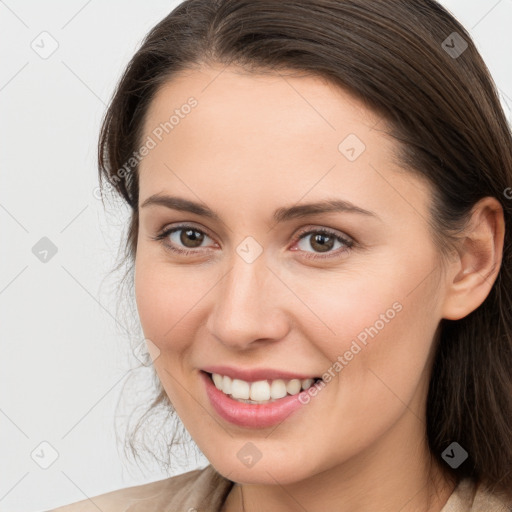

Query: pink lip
201,370,320,428
201,365,320,382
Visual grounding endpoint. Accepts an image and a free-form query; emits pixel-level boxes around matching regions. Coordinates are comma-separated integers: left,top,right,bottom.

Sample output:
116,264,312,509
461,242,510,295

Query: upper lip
201,365,320,382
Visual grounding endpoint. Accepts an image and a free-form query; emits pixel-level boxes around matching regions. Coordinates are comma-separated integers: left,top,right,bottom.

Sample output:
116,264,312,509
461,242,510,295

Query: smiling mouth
204,371,323,404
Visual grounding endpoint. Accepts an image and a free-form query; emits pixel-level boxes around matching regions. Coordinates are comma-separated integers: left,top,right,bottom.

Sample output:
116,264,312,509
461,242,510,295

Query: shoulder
441,477,512,512
471,481,512,512
46,464,234,512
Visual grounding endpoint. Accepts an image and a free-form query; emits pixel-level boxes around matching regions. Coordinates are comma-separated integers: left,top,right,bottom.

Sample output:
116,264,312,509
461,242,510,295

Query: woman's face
134,64,449,485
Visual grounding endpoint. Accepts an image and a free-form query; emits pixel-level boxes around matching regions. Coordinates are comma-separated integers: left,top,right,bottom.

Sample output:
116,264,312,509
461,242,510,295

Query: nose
206,252,290,350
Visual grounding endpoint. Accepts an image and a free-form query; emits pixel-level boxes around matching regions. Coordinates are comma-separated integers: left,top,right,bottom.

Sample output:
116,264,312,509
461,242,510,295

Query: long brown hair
99,0,512,497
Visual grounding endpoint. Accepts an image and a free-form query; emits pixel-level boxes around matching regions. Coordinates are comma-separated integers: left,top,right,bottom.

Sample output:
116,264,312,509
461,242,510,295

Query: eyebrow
140,194,380,223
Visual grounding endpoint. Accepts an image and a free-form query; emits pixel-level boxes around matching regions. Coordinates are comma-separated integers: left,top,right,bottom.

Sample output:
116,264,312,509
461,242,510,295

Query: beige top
47,464,512,512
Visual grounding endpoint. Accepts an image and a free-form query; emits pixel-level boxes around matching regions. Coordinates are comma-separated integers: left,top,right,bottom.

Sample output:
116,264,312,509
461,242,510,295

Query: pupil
182,229,204,247
312,233,333,253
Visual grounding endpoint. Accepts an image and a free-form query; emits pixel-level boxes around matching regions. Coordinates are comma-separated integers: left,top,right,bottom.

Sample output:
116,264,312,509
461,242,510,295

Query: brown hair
99,0,512,497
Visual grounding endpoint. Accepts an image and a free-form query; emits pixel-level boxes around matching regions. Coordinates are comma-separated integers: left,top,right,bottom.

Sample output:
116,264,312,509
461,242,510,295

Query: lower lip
201,371,318,428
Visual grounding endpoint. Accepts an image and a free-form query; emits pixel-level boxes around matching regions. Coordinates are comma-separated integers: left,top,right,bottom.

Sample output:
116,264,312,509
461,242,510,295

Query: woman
50,0,512,510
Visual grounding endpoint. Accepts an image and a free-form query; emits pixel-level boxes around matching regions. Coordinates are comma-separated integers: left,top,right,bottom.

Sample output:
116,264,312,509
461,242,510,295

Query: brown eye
178,228,206,248
294,228,354,260
306,232,335,253
153,224,215,255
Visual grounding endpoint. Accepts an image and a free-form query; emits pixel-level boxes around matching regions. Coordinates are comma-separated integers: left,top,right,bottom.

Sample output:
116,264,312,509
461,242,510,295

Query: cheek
134,257,167,341
134,251,213,353
289,261,426,346
134,248,169,329
296,247,441,389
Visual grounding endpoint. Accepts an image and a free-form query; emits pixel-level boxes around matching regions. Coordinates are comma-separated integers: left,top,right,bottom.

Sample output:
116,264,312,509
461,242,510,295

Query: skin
134,64,504,512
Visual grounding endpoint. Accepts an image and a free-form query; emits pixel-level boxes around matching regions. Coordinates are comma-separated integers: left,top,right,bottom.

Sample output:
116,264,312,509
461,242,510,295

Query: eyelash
151,224,355,260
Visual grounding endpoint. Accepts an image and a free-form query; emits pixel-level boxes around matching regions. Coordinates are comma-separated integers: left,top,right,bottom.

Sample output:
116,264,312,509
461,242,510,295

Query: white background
1,1,511,511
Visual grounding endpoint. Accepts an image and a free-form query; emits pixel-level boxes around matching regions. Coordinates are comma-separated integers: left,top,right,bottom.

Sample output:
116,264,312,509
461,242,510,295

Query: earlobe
441,197,505,321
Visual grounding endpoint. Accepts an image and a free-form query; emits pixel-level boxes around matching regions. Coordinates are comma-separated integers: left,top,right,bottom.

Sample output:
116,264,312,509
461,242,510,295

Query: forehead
143,64,381,147
138,65,432,225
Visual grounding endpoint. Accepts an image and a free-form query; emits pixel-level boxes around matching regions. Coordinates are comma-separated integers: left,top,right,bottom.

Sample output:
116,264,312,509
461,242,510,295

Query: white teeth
210,373,320,402
222,375,232,395
270,379,288,399
250,380,271,401
212,373,223,389
301,378,314,390
285,379,302,395
231,379,250,400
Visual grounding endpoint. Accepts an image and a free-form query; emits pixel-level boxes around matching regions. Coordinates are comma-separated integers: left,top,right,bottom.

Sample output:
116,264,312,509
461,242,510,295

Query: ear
441,197,505,321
